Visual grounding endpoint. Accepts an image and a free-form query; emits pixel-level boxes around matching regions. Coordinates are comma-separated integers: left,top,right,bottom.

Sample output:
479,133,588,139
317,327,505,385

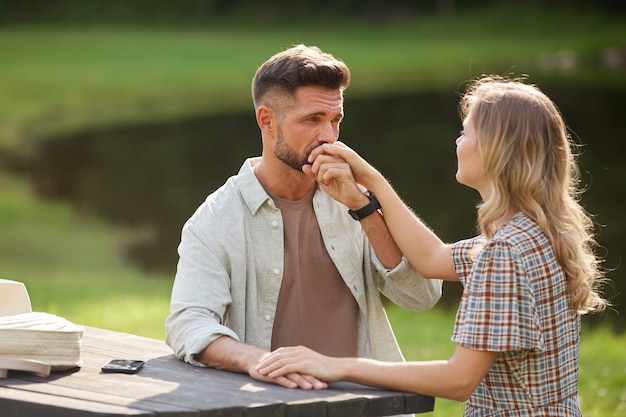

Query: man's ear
256,106,274,134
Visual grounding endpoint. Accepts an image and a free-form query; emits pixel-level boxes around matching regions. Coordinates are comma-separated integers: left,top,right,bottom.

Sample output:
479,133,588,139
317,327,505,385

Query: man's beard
274,126,317,173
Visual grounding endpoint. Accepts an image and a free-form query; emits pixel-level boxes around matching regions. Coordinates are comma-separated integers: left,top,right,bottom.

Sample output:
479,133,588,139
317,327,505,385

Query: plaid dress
452,213,581,416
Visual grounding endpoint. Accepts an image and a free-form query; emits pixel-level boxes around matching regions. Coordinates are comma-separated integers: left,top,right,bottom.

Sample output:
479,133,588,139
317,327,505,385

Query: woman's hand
302,141,388,210
303,142,382,192
199,336,328,390
249,359,328,390
256,346,342,385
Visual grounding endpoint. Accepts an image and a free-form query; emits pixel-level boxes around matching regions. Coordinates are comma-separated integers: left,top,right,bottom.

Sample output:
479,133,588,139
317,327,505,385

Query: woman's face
455,113,487,197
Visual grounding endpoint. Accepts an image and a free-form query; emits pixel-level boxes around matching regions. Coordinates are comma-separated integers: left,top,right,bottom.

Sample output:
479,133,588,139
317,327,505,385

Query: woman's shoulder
486,213,552,262
495,212,546,243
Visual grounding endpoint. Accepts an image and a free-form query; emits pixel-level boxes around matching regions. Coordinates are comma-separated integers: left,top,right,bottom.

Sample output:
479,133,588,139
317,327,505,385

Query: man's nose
320,122,338,144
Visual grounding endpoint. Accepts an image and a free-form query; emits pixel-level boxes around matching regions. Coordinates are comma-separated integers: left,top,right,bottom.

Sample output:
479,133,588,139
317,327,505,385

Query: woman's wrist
363,170,389,196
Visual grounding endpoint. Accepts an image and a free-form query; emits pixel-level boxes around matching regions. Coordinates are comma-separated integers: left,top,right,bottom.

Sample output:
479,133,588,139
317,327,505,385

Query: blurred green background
0,1,624,416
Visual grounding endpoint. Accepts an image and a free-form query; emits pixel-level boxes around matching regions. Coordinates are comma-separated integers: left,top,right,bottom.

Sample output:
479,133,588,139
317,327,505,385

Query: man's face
273,85,344,172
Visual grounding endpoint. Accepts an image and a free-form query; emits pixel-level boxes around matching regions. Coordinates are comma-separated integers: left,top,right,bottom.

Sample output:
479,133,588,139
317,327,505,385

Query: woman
256,75,608,416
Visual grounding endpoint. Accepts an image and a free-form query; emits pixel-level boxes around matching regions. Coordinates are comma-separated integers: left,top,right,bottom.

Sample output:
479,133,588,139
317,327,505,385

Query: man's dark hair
252,44,351,110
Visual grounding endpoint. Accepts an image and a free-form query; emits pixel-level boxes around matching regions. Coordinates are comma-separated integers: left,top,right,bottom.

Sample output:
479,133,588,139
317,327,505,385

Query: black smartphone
101,359,145,374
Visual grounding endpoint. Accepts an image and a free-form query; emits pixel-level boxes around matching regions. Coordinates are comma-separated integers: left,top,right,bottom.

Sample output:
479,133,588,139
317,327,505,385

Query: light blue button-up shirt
165,157,442,366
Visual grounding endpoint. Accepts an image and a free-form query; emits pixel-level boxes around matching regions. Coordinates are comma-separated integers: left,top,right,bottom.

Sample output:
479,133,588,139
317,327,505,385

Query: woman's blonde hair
459,75,608,314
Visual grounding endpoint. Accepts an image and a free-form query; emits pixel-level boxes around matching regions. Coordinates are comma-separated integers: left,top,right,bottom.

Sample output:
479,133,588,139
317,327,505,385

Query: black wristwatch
348,192,381,221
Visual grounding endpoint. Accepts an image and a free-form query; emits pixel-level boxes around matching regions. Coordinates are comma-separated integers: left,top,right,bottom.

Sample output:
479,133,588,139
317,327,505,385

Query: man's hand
198,336,327,390
302,146,369,210
303,142,404,269
305,142,380,189
249,357,328,390
256,346,343,383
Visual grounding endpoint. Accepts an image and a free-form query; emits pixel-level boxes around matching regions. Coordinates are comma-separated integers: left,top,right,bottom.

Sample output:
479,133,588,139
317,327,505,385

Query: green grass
0,171,173,337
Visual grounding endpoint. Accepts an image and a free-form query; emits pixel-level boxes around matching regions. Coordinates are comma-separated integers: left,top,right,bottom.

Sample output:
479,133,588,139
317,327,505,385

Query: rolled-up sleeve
373,254,443,311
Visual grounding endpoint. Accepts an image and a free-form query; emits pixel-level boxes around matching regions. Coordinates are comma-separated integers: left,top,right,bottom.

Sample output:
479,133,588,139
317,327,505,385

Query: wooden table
0,326,435,416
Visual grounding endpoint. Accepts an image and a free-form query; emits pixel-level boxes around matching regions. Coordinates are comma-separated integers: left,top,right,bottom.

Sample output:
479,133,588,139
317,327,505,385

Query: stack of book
0,279,83,377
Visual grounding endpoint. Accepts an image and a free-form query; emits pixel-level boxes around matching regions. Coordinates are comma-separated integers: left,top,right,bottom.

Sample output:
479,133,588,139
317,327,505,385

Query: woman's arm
306,142,458,280
256,344,498,401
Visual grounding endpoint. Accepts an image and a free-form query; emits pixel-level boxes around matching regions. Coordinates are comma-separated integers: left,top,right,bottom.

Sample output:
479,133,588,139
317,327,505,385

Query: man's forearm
197,335,330,390
359,211,403,269
195,335,266,374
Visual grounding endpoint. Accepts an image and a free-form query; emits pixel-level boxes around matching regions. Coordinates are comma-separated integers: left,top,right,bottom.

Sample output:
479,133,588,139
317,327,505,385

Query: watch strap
348,192,381,221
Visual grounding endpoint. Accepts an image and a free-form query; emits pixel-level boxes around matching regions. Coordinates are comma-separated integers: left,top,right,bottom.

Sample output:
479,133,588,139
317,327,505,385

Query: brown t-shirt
269,186,358,357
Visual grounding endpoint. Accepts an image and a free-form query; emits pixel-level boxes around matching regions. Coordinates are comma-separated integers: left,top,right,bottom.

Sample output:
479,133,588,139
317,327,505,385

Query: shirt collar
238,157,272,216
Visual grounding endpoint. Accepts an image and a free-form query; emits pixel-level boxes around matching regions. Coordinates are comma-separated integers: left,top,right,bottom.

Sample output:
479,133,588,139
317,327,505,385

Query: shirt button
273,269,280,275
265,315,271,321
272,221,278,227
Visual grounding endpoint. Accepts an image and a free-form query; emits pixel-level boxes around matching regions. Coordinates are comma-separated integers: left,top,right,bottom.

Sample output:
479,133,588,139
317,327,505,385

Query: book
0,279,83,376
0,357,51,378
0,311,84,370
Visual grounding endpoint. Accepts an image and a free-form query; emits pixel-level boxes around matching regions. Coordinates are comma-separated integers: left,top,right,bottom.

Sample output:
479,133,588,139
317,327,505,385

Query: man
165,44,442,390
